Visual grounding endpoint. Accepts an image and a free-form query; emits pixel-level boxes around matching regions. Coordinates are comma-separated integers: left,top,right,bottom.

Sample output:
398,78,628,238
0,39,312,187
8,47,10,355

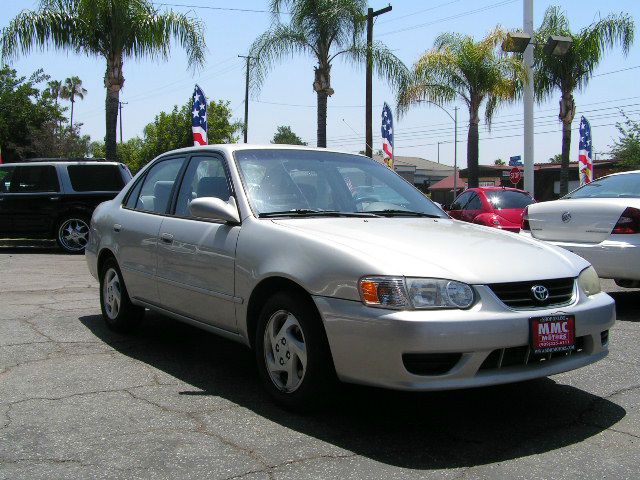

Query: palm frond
248,24,315,93
338,41,408,90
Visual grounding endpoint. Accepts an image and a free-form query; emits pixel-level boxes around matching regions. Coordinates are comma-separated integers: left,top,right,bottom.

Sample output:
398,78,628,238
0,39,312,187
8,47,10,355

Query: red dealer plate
530,314,575,354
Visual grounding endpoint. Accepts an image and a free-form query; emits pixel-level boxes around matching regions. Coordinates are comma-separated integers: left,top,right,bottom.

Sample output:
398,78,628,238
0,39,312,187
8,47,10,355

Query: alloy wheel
102,268,122,320
58,218,89,252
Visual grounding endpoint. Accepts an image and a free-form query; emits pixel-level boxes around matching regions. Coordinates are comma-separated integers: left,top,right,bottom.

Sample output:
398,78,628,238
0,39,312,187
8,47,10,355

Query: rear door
7,165,61,237
155,153,240,332
0,166,16,235
116,156,186,304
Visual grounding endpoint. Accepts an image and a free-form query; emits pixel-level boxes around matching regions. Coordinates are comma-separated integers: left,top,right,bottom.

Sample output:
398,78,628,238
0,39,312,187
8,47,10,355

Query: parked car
447,187,536,232
521,170,640,288
0,160,132,253
86,145,614,410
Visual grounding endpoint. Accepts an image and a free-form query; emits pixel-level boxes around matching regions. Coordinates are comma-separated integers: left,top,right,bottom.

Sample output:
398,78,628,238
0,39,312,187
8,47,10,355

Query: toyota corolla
86,145,615,410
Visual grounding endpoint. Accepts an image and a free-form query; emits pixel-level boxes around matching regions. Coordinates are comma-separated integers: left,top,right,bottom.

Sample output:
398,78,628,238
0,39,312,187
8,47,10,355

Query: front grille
488,277,575,309
479,336,586,371
403,353,462,376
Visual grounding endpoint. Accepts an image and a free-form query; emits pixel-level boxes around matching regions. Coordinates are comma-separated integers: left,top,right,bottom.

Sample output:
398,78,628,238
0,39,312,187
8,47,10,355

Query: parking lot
0,247,638,479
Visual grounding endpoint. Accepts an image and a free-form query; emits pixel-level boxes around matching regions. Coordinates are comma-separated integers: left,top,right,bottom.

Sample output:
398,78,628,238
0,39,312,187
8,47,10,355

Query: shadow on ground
80,310,625,470
607,290,640,323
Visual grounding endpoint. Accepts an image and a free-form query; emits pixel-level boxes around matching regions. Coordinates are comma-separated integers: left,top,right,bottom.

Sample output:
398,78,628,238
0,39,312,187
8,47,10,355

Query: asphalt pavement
0,247,638,479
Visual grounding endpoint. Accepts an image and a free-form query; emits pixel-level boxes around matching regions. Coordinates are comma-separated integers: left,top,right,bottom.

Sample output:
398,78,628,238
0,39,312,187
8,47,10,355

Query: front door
155,154,240,332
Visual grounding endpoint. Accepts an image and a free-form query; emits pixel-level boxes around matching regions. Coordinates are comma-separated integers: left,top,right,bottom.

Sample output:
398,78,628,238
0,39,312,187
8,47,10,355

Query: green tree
60,76,87,128
494,158,505,166
548,153,563,163
271,125,307,145
30,121,92,158
610,113,640,168
1,0,206,161
397,29,524,188
249,0,407,148
534,6,634,195
0,66,64,162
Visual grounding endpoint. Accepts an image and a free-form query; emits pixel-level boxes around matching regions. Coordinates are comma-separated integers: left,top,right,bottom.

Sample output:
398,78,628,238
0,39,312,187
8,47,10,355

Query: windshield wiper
259,209,379,218
366,209,443,218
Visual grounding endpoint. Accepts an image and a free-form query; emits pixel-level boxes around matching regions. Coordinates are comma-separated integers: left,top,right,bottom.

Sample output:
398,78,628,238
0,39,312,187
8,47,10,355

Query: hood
271,217,588,285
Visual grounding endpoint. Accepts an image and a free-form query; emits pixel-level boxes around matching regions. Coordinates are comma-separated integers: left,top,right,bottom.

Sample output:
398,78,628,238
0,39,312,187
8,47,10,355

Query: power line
378,0,461,25
154,2,289,14
592,65,640,77
378,0,519,37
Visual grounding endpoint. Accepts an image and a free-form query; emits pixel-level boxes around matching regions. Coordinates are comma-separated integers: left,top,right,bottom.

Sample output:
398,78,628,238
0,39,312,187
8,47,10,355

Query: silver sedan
86,145,615,410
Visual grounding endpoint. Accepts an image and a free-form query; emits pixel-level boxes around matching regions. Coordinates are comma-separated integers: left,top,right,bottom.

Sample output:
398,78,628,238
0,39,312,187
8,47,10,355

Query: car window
450,191,472,210
565,172,640,199
124,177,144,209
67,165,125,192
485,190,535,209
463,193,482,210
0,166,15,193
11,166,59,193
132,157,185,214
235,149,446,217
175,156,230,217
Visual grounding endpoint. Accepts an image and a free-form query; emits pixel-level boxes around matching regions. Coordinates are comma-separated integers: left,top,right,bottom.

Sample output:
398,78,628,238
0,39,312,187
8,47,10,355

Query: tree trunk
104,52,125,161
559,92,576,196
313,64,334,149
69,99,74,129
467,105,480,188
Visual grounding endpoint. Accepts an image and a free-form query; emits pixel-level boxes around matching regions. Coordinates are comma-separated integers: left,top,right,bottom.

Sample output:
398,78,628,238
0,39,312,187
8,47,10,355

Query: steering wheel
354,195,378,207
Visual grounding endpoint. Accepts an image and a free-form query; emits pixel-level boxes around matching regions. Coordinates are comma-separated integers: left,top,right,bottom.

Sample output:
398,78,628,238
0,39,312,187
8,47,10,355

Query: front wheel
100,258,144,332
56,215,90,253
255,291,336,411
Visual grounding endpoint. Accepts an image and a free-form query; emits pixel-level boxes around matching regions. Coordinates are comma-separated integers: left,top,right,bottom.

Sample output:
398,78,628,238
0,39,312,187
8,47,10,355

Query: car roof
467,187,529,193
0,161,124,167
156,143,367,158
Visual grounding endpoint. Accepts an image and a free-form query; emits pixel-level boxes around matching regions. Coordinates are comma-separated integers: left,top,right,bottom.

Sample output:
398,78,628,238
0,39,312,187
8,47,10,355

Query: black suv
0,160,132,253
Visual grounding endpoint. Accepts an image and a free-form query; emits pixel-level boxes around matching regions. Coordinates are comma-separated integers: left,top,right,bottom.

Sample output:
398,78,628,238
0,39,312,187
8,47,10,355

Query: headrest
197,177,229,200
154,180,174,199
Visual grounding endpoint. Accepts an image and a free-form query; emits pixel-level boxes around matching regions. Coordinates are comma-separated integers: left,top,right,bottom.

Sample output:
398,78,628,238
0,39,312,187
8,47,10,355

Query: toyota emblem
531,285,549,302
561,211,572,223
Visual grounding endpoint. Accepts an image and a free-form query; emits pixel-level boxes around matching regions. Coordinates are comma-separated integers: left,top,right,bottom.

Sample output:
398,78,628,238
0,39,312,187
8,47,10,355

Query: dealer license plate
530,314,575,354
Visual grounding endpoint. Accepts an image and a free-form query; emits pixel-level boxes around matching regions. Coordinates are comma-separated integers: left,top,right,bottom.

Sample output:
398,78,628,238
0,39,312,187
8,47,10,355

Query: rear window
67,165,125,192
486,190,535,209
565,172,640,199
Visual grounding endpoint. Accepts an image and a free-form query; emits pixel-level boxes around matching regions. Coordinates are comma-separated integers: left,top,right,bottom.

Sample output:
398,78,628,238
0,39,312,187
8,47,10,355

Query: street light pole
453,106,458,202
118,101,127,144
365,4,392,158
523,0,535,195
238,55,254,143
437,141,440,164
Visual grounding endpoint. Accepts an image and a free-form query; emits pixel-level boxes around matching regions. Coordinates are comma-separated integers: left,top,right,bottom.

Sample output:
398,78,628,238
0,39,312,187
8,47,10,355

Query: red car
446,187,535,232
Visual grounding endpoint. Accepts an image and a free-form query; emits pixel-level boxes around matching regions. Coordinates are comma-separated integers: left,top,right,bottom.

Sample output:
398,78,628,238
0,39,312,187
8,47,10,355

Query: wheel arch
97,248,117,278
245,276,318,350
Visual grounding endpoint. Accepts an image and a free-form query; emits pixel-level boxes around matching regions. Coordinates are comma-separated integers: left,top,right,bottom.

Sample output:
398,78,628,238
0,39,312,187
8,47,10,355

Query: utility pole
365,4,392,158
118,101,127,144
523,0,534,194
453,106,458,202
238,55,255,143
437,141,441,164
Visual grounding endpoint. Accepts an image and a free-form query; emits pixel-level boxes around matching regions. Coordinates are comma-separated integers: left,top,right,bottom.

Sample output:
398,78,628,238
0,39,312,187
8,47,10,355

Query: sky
2,0,639,170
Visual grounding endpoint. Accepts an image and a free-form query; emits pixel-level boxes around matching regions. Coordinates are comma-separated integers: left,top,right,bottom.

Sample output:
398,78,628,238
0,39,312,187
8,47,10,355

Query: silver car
86,145,615,410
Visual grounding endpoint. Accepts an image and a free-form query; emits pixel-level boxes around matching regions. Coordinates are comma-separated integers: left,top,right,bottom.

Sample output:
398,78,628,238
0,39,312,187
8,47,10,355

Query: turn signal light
521,206,530,231
612,207,640,234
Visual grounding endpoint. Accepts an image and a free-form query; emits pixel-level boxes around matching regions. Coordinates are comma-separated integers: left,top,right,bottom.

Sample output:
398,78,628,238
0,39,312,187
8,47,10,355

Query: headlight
359,276,475,310
578,266,601,296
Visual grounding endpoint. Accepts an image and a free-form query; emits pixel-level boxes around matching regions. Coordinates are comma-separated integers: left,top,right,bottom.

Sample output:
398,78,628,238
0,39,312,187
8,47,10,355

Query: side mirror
189,196,240,224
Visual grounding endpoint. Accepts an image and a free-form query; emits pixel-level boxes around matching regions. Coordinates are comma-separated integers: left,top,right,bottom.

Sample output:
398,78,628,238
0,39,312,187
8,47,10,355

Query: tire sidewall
255,291,335,410
99,258,142,332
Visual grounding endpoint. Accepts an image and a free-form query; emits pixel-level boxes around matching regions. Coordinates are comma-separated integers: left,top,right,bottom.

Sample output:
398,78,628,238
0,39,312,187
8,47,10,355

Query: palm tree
534,6,634,196
1,0,205,161
397,29,524,188
249,0,407,148
60,76,87,128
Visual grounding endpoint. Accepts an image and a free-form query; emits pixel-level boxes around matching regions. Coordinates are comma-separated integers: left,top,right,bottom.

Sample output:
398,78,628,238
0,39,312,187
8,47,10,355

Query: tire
99,257,144,332
255,291,337,411
56,215,90,254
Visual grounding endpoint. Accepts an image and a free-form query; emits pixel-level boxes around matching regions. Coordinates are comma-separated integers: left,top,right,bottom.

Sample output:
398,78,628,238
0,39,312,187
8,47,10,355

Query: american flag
381,102,394,168
192,84,208,146
578,115,593,185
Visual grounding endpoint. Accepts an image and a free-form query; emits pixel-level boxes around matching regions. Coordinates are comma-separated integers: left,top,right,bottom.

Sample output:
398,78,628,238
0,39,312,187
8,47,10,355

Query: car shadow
607,290,640,323
79,312,625,470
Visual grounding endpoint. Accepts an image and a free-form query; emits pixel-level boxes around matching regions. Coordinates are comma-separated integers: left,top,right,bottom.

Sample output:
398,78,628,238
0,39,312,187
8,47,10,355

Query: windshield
485,190,535,209
234,149,447,218
564,172,640,199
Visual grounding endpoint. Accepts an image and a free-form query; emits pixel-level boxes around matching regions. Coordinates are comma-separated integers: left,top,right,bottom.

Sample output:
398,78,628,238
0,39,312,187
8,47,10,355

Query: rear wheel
255,291,336,411
100,258,144,332
56,215,90,254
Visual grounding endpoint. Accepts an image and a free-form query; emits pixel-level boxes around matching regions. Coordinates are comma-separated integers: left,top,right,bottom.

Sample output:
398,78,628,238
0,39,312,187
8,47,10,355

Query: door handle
113,224,122,232
160,233,174,243
49,196,60,201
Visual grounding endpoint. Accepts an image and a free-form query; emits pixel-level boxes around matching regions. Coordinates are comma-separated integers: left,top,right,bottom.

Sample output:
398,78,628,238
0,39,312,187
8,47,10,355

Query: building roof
372,154,453,171
429,172,467,191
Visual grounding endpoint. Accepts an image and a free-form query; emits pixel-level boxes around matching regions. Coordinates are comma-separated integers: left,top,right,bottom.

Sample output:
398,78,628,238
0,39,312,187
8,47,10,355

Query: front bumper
313,287,614,391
